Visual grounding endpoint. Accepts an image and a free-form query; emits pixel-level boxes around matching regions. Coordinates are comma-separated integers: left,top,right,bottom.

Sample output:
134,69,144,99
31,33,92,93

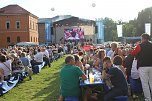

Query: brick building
38,23,45,44
0,4,38,48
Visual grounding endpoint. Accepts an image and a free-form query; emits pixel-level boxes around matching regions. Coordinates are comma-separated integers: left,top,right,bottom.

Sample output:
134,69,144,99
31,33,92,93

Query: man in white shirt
31,48,44,68
42,48,51,67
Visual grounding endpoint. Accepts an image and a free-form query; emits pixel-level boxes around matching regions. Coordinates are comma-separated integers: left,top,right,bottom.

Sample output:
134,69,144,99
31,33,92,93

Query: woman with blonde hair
94,49,106,71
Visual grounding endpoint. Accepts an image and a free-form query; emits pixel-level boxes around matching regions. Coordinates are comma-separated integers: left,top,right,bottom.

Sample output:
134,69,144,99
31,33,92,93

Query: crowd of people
0,44,66,83
59,33,152,101
0,33,151,101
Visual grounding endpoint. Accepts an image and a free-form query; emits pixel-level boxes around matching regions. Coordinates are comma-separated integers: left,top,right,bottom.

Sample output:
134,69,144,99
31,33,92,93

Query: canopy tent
16,42,38,46
82,45,95,51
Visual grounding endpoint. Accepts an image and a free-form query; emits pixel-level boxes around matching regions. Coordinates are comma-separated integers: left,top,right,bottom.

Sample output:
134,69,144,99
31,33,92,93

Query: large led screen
64,28,84,40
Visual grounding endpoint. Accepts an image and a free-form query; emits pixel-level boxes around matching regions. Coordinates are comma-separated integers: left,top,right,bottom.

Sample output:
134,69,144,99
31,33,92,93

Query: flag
145,23,151,35
117,25,122,37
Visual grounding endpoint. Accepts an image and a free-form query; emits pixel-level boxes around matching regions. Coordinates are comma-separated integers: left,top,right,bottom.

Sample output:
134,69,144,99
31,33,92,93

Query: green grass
0,56,66,101
0,55,144,101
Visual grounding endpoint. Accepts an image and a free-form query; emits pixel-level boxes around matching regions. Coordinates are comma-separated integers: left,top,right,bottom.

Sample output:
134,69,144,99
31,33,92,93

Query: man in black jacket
100,57,128,101
132,33,152,101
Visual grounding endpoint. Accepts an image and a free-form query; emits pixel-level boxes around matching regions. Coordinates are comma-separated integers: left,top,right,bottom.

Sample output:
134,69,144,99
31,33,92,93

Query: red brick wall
38,23,45,44
0,14,38,48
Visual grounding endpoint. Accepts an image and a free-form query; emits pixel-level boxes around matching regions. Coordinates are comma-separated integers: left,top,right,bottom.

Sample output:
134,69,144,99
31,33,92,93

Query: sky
0,0,152,22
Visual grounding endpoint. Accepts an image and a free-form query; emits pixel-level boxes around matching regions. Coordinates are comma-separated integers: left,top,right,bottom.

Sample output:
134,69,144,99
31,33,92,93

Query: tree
137,7,152,36
103,17,117,41
123,23,136,37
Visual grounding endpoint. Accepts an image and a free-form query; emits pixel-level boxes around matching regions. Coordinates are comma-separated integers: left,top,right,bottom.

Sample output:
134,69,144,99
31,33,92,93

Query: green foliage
137,7,152,35
102,7,152,39
103,17,117,41
123,23,136,37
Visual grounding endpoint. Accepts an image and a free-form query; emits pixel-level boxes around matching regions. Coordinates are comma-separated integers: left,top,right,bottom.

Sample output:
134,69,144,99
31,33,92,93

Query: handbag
131,58,139,79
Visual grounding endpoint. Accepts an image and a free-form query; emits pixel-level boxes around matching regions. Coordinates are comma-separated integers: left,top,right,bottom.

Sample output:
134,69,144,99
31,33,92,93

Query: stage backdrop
64,28,84,40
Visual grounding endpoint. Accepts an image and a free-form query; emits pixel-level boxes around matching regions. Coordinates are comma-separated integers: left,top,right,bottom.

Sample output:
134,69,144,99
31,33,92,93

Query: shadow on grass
31,68,63,101
32,72,60,101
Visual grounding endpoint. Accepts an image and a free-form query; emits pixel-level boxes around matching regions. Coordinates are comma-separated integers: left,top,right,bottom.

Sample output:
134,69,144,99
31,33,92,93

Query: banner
145,23,151,36
117,25,122,37
96,19,104,43
45,23,51,42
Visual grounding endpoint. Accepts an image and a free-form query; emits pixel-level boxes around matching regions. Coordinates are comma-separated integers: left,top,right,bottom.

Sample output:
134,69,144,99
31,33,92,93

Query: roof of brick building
0,4,38,18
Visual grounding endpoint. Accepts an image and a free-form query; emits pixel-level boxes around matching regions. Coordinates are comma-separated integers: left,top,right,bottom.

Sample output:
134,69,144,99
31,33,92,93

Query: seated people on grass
42,48,51,67
59,55,87,101
0,53,14,81
20,52,33,80
31,48,44,68
100,57,128,101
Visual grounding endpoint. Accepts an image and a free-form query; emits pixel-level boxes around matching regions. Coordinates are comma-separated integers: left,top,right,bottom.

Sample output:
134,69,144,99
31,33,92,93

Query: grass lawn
0,56,66,101
0,55,144,101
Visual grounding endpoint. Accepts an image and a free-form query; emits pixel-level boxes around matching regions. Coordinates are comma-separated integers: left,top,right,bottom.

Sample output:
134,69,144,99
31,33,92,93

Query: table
80,79,105,101
80,68,105,101
80,79,105,87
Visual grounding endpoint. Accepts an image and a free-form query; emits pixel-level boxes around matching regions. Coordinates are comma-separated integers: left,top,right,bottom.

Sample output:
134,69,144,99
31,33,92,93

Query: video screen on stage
64,28,84,40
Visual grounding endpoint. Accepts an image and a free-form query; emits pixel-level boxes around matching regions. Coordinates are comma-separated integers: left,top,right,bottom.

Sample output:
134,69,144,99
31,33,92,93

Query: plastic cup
89,74,94,83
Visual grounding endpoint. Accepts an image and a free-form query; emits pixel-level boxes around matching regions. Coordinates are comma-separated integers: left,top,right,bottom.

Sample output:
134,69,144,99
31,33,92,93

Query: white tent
16,42,38,46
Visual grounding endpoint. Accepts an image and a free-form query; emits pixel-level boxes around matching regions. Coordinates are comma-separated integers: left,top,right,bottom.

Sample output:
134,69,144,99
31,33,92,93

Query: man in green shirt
59,55,87,101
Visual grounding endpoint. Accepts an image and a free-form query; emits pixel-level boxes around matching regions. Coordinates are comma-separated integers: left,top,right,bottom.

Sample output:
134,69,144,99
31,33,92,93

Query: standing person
124,48,142,99
132,33,152,101
59,56,87,101
107,42,123,60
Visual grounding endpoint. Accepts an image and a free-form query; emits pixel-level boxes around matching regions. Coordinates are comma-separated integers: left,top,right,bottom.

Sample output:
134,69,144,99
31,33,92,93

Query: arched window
17,36,20,42
6,21,10,29
7,37,10,43
16,21,20,29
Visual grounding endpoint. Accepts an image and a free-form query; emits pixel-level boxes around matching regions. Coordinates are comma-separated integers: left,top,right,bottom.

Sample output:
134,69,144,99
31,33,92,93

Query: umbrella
82,45,94,51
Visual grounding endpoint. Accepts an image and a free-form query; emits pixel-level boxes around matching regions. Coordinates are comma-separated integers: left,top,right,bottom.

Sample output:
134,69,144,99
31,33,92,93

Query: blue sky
0,0,152,22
